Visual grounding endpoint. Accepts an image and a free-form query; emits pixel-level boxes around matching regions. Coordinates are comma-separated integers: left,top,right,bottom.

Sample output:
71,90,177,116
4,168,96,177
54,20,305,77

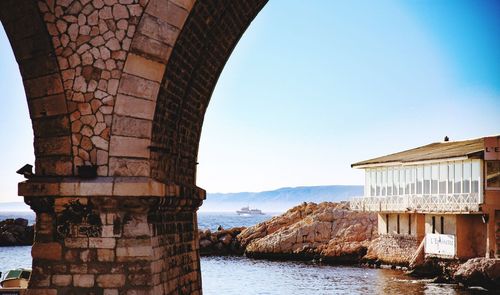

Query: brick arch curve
109,0,268,189
0,0,73,176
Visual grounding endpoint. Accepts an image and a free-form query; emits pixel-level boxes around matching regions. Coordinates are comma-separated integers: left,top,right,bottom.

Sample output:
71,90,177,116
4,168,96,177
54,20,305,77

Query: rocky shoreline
198,202,499,291
1,203,498,290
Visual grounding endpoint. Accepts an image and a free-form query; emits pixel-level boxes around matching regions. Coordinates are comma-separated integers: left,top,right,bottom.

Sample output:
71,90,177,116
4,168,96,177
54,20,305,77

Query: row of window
385,214,412,235
365,160,481,197
384,214,444,235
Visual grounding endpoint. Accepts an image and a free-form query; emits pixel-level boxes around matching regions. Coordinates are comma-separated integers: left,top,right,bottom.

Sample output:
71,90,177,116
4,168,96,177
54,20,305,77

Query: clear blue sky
1,0,499,202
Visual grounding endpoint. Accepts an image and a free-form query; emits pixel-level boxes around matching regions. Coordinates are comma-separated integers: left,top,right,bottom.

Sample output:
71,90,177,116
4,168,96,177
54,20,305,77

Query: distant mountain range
0,185,364,214
201,185,363,212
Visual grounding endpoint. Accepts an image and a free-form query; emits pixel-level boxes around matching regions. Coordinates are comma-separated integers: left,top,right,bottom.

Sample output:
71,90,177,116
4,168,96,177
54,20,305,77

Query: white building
350,136,500,259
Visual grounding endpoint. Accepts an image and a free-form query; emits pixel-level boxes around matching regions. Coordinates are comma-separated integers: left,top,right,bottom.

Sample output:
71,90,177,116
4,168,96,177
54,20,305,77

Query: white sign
425,233,456,257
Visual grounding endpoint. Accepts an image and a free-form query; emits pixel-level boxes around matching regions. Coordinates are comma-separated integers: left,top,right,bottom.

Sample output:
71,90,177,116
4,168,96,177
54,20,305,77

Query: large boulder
238,202,377,262
0,218,34,246
454,258,500,290
198,227,246,255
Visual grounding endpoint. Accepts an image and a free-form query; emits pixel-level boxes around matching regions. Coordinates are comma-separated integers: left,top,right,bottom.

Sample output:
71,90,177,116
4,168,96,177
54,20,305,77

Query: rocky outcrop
198,227,246,256
364,235,419,266
238,202,377,263
0,218,34,246
454,258,500,290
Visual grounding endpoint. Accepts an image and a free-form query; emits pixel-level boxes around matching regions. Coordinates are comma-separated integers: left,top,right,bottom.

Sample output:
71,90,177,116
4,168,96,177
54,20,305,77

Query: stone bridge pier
0,0,266,293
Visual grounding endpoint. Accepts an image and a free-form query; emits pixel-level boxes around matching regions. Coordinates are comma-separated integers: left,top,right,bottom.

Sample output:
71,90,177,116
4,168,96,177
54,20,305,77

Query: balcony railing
350,193,481,213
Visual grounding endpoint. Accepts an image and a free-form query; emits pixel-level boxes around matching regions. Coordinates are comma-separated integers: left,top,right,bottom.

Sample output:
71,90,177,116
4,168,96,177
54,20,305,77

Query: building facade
350,136,500,260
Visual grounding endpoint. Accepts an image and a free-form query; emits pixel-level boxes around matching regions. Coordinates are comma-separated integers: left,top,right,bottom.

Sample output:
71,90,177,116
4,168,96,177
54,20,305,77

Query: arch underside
151,0,268,187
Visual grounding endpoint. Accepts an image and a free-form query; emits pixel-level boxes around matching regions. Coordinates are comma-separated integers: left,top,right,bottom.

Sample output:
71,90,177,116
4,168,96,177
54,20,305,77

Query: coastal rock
239,202,377,262
198,227,246,256
0,218,34,246
364,235,419,266
454,258,500,290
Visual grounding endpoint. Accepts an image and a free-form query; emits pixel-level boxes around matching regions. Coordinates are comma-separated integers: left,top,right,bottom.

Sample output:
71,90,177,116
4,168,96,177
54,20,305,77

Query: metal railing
350,193,481,213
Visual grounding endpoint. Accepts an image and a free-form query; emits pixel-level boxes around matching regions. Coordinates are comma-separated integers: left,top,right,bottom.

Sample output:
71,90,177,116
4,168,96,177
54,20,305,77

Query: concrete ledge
18,177,205,199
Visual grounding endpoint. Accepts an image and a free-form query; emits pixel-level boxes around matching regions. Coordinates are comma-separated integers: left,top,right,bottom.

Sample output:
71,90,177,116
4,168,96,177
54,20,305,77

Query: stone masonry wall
25,195,202,295
37,0,148,176
364,234,420,266
149,206,201,294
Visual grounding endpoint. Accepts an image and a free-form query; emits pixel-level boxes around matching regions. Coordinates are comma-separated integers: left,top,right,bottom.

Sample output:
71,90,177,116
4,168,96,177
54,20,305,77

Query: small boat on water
236,206,264,215
0,269,31,289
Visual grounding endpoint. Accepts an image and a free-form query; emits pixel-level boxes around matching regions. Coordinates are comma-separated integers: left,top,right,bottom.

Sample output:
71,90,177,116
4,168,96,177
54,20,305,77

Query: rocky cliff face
238,202,377,263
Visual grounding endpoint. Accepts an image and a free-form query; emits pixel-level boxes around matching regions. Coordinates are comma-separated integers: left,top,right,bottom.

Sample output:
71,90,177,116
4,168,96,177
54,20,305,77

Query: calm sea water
0,212,491,294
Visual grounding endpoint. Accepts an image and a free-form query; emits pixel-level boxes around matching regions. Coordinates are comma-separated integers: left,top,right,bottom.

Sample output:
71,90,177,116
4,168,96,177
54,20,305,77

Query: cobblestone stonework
38,0,148,176
0,0,267,293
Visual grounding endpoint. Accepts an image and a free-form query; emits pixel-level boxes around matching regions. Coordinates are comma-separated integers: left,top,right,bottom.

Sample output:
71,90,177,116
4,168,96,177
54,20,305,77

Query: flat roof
351,137,486,168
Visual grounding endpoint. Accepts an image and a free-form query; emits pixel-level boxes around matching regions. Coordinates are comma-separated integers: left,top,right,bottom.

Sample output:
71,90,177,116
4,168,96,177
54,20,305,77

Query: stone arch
1,0,268,293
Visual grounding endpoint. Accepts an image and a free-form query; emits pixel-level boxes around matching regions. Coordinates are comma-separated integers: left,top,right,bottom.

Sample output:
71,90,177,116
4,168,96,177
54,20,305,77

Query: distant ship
236,206,264,215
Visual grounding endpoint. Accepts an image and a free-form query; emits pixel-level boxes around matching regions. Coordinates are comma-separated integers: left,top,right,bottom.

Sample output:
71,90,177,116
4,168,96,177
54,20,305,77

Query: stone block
114,94,156,120
33,116,70,138
109,136,150,158
18,182,59,197
170,0,195,11
52,274,72,287
146,0,189,29
97,249,115,262
123,215,150,237
102,225,121,238
65,238,89,248
69,264,88,274
89,237,116,249
108,157,150,177
32,242,62,260
35,156,73,176
111,115,152,139
118,73,160,101
131,33,172,63
34,136,72,156
112,179,164,196
104,290,119,295
73,274,95,288
24,73,64,98
136,13,179,46
79,182,114,196
96,274,126,288
116,246,153,259
123,53,166,82
29,94,68,118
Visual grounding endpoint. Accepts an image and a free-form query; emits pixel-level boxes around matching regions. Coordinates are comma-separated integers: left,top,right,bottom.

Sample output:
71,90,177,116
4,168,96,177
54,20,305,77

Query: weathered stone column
20,177,204,295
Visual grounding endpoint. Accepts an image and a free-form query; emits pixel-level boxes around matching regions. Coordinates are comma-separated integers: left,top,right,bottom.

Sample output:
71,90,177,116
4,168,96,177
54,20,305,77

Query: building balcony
350,193,481,213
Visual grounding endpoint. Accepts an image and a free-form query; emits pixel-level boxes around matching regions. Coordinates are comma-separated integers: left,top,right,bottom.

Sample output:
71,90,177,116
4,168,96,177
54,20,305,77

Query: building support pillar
19,177,205,295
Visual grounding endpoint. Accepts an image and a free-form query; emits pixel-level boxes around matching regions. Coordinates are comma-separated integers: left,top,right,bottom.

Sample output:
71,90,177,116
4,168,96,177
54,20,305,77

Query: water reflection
200,256,490,295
